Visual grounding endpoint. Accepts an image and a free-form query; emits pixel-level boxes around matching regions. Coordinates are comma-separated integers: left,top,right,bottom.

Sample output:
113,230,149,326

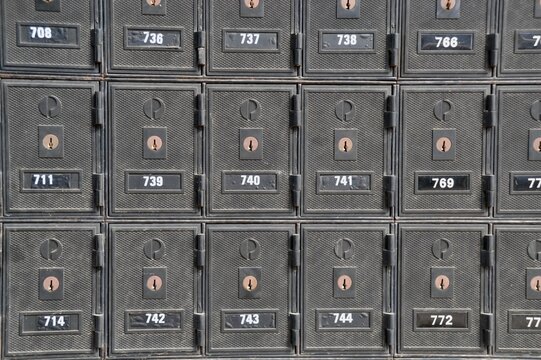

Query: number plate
222,172,278,193
20,312,81,335
223,30,280,52
415,173,471,194
319,31,375,53
418,32,474,53
125,171,184,193
508,311,541,333
221,310,278,332
515,31,541,52
17,23,80,48
21,170,82,192
316,309,372,331
124,27,183,50
316,172,372,193
125,310,183,333
413,309,470,331
510,174,541,193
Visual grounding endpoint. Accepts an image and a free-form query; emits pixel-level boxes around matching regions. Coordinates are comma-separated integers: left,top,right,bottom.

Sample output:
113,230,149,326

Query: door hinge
290,94,302,128
93,173,104,208
384,95,398,129
487,34,500,68
195,31,206,66
484,94,497,128
290,175,302,208
293,33,303,67
93,314,104,352
93,234,104,269
387,33,399,68
92,28,103,64
195,174,205,208
384,175,397,209
196,234,205,268
289,234,300,268
384,312,396,348
289,313,300,347
195,313,206,348
93,91,104,127
195,93,206,128
383,234,397,268
482,175,496,208
481,235,495,268
481,313,494,347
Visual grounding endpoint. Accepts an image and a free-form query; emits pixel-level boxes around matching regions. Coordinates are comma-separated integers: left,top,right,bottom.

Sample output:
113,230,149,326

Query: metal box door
109,224,201,355
302,224,393,354
495,226,541,354
399,225,489,354
207,85,298,216
497,87,541,216
1,0,99,72
207,225,297,355
207,0,297,76
109,83,201,216
107,0,199,74
400,86,491,216
302,86,394,216
2,80,102,216
3,224,102,357
401,0,493,77
304,0,395,77
499,0,541,76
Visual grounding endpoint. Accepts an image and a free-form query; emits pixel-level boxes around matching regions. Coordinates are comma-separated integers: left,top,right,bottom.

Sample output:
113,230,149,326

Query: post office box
1,0,100,72
109,83,202,216
207,85,298,216
399,224,490,354
496,87,541,216
3,224,103,357
107,0,200,74
495,226,541,354
499,0,541,76
207,225,298,355
401,0,495,77
302,86,395,216
304,0,396,77
207,0,297,76
2,80,103,216
400,86,493,216
302,224,395,354
109,224,202,356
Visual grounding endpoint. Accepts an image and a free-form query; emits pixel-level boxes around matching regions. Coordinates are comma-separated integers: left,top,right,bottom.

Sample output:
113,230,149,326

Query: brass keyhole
338,137,353,153
340,0,356,10
242,275,258,292
43,276,60,292
43,134,59,150
146,275,163,291
147,136,163,152
531,276,541,292
436,137,452,153
243,136,259,152
441,0,456,10
534,137,541,153
435,275,450,290
337,275,352,291
244,0,259,9
146,0,161,6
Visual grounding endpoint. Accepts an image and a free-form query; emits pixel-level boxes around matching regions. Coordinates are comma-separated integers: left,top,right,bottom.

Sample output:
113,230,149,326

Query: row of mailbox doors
1,0,541,77
0,81,539,217
2,223,541,357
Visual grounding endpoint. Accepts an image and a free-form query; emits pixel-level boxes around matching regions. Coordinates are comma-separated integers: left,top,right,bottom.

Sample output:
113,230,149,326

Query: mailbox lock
242,136,259,152
146,0,161,6
147,135,163,152
340,0,356,10
338,137,354,153
441,0,456,10
436,137,452,153
43,276,60,292
244,0,260,8
531,276,541,292
242,275,258,291
337,275,353,291
533,137,541,153
146,275,163,292
435,274,450,290
42,134,60,150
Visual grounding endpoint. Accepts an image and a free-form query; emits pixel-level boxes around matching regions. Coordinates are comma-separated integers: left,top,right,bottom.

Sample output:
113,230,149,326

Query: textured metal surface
109,224,198,354
302,225,387,353
207,225,294,354
302,86,389,215
399,225,486,353
4,224,99,356
400,86,488,215
109,83,199,215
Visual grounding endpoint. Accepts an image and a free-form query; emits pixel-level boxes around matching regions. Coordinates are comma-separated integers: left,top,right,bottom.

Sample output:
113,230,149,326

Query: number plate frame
124,310,184,333
508,310,541,333
16,22,80,49
20,311,82,335
413,309,471,332
123,26,184,51
20,169,82,193
221,310,279,333
417,31,476,54
222,29,281,53
414,171,472,194
514,30,541,53
124,171,185,194
318,30,377,53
